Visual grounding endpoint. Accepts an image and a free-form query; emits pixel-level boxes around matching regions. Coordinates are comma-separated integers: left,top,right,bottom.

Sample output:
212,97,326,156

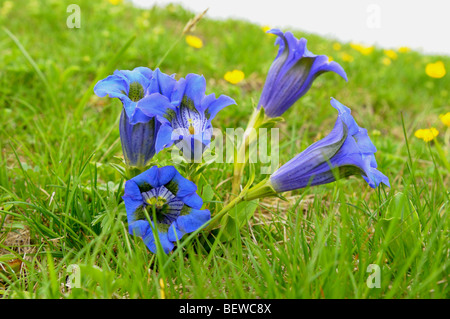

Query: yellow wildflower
398,46,411,53
382,57,391,66
185,35,203,49
425,61,446,79
414,128,439,142
384,49,398,60
261,25,275,36
108,0,123,5
224,70,245,84
328,56,334,62
333,43,341,51
350,43,374,55
341,53,354,62
439,112,450,127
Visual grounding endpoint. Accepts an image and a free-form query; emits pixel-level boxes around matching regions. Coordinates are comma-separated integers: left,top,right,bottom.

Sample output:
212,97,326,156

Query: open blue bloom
258,29,348,118
138,73,236,161
94,67,177,168
269,98,390,192
123,165,210,254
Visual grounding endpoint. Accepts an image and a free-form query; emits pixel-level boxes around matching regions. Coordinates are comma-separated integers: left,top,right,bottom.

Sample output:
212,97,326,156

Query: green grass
0,0,449,299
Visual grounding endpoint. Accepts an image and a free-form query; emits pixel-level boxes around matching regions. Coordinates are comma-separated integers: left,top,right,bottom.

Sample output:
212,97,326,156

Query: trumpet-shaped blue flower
138,73,236,161
118,108,160,169
269,98,390,192
123,165,210,254
258,29,348,118
94,67,177,168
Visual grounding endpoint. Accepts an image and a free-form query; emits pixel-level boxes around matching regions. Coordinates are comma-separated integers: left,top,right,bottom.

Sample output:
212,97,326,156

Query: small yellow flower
332,42,341,51
108,0,123,5
382,57,391,66
224,70,245,84
439,112,450,127
350,43,374,55
328,56,334,62
185,35,203,49
384,49,398,60
261,25,275,36
398,46,411,53
414,128,439,142
341,52,354,62
425,61,446,79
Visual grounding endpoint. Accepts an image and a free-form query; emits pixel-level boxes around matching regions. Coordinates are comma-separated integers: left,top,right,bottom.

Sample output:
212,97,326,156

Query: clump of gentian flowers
95,28,389,255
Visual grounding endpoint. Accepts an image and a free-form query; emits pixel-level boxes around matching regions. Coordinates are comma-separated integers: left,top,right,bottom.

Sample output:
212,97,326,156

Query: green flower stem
231,108,283,195
231,108,264,195
231,141,252,195
244,178,277,201
204,192,246,232
205,178,277,232
186,162,203,183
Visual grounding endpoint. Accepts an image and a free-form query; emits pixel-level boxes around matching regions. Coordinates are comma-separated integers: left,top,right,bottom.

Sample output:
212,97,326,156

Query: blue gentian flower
269,98,390,192
94,67,177,168
138,73,236,161
258,29,348,118
123,165,210,254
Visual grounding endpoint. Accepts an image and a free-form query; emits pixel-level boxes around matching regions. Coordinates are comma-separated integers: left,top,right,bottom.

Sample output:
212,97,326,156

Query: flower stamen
188,119,196,135
128,82,144,102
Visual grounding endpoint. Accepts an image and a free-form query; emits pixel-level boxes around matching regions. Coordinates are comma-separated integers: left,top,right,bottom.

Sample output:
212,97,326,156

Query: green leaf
220,199,259,241
201,184,215,205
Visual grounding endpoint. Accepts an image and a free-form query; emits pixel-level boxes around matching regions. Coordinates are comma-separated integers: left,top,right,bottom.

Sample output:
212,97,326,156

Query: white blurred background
131,0,450,55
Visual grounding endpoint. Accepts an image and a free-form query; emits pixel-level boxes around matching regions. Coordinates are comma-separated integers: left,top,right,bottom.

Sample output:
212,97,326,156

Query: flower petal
363,167,390,188
170,170,198,198
142,225,174,254
182,192,203,209
148,68,177,97
258,30,347,118
270,98,389,192
137,93,176,124
330,98,359,135
116,69,151,90
132,166,159,188
202,94,236,120
271,118,347,181
167,223,186,242
155,124,175,153
156,165,177,187
183,73,206,108
133,165,177,188
128,220,150,237
94,74,128,99
175,208,211,234
170,77,187,106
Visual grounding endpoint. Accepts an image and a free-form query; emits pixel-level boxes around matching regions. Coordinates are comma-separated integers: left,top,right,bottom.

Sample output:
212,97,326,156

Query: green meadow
0,0,448,299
